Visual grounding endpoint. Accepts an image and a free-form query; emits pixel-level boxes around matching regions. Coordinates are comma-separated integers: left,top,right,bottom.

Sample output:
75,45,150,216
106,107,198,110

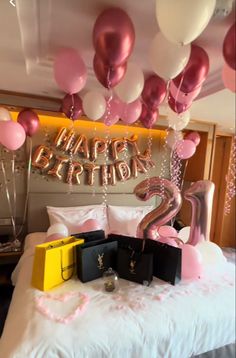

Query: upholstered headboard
27,192,157,233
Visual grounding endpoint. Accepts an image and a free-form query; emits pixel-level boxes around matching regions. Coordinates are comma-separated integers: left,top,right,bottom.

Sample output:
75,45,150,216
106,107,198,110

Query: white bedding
0,233,235,358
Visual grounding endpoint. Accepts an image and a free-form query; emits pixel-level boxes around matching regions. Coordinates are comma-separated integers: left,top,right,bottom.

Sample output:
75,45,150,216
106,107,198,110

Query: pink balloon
122,99,142,124
223,22,236,70
0,121,26,150
157,236,179,247
173,45,209,93
170,81,202,105
185,131,201,146
181,244,203,280
222,62,236,93
79,219,100,233
158,225,178,238
17,109,40,137
93,8,135,66
93,54,127,88
102,96,123,126
139,104,159,129
176,139,196,159
44,233,63,243
61,94,83,120
53,48,87,94
142,74,167,110
168,93,192,114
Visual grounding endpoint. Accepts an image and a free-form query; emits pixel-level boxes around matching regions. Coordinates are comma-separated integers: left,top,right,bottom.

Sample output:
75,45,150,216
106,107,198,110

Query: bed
0,194,235,358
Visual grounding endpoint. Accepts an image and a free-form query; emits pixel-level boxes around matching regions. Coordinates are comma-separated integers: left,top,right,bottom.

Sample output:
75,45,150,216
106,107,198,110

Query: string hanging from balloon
102,126,110,206
170,145,183,190
67,98,76,194
159,129,169,198
144,129,153,195
224,136,236,215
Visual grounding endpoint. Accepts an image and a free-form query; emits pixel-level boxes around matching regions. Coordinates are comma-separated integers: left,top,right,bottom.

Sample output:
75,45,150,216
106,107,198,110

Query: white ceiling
0,0,235,132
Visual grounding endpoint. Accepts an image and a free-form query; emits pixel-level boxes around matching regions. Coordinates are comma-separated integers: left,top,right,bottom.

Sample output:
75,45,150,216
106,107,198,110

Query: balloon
53,47,87,94
166,130,183,150
17,109,40,137
184,180,215,246
167,109,190,130
156,0,216,45
170,81,202,104
196,241,226,265
157,236,179,247
142,74,167,110
139,104,159,129
185,131,201,146
46,223,69,238
115,62,144,103
44,233,64,243
158,225,178,238
93,8,135,66
134,177,182,238
122,99,142,124
0,107,12,122
168,94,192,114
79,219,100,233
173,45,210,93
178,226,190,243
223,22,236,70
83,91,106,120
61,94,83,120
181,244,203,280
102,96,122,126
149,32,190,80
0,121,26,150
222,62,236,93
93,55,127,88
176,139,196,159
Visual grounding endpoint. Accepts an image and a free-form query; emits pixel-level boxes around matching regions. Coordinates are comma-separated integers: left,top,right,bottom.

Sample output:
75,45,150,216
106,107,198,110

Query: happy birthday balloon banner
31,127,155,186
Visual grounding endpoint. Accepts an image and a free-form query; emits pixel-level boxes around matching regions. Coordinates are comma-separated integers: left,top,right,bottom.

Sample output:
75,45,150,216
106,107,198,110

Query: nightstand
0,251,23,285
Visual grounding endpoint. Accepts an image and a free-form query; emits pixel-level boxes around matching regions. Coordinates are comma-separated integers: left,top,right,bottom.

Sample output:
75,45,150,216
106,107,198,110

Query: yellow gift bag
31,236,84,291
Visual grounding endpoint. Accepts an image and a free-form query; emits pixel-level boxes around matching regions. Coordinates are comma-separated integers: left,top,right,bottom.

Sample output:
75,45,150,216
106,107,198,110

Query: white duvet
0,233,235,358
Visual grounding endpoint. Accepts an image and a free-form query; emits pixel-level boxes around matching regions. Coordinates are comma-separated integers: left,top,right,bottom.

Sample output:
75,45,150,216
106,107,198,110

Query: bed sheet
0,233,235,358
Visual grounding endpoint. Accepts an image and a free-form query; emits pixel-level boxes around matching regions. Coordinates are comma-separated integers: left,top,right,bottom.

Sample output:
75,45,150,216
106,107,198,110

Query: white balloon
196,241,226,265
178,226,190,243
166,130,183,150
83,91,106,120
149,32,190,80
167,109,190,130
115,62,144,103
156,0,216,45
0,107,12,122
47,223,69,238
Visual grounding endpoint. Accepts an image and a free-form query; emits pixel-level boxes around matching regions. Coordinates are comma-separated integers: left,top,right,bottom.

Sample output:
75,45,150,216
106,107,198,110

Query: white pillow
107,205,153,237
46,205,108,235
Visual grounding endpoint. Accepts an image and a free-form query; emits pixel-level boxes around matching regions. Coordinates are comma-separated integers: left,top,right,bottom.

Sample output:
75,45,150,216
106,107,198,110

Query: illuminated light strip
9,0,16,7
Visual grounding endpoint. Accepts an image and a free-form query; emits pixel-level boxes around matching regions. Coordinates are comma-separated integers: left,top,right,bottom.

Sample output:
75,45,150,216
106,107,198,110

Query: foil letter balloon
66,162,83,184
91,137,107,161
184,180,215,246
83,163,100,186
134,177,182,238
32,145,53,169
71,135,89,159
48,156,68,180
115,161,131,181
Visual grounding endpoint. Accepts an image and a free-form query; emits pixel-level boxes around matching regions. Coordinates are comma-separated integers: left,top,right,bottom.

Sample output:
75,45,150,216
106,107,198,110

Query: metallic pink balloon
93,8,135,66
223,22,236,70
122,99,142,124
176,139,196,159
0,120,26,150
93,54,127,88
139,104,159,128
181,244,203,279
184,180,215,246
185,131,201,146
173,45,209,93
168,93,192,114
102,96,123,126
142,74,167,110
134,177,182,239
17,109,40,137
170,81,202,105
61,94,83,120
222,62,236,93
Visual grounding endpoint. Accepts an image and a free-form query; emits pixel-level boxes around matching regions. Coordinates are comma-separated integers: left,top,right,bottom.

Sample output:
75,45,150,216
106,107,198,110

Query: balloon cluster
222,22,236,93
0,107,40,151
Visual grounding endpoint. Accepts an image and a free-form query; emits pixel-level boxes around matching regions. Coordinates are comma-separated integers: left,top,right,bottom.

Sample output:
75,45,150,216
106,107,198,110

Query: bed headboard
27,193,157,233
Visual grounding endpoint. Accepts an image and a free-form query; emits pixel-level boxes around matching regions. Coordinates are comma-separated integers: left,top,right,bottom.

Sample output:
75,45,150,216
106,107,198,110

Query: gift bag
74,230,105,243
31,236,84,291
145,239,182,285
76,239,118,283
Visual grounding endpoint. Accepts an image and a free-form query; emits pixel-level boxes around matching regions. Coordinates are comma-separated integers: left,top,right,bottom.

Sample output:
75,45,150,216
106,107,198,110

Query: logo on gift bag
97,253,104,270
129,260,136,274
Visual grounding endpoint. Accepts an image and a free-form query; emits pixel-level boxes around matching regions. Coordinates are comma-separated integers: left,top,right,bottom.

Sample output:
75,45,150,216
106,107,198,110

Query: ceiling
0,0,235,132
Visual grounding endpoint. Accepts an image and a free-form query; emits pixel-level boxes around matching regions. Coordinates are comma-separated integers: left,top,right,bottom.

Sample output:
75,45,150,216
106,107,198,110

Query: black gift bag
145,239,182,285
76,239,117,283
74,230,105,243
108,234,144,251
